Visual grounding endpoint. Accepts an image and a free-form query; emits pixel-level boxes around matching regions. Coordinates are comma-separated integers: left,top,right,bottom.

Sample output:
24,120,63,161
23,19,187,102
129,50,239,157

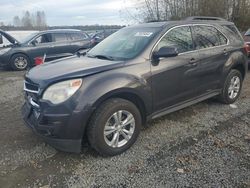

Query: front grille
24,81,39,93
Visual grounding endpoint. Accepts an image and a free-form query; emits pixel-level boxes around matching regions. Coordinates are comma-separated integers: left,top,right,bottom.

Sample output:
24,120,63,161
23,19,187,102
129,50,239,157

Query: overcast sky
0,0,133,26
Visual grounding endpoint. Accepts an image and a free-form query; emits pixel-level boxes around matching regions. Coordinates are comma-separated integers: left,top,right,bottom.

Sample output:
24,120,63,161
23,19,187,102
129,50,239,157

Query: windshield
20,32,39,43
87,27,160,61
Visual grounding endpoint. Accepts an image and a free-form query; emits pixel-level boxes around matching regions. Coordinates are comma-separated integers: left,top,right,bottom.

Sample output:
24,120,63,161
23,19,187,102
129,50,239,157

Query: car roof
38,29,83,34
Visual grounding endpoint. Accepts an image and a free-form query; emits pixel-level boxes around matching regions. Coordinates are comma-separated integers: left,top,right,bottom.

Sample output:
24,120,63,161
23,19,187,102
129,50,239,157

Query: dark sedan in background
0,29,92,70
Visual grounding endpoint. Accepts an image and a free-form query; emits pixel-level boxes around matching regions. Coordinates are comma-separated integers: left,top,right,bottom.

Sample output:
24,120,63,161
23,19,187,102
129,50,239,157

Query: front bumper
0,54,10,67
21,93,93,153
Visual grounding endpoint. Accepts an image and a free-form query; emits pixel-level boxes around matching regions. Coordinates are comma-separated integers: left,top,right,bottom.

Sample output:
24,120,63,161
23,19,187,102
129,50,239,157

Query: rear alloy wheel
87,98,141,156
228,76,241,100
218,69,242,104
10,54,29,71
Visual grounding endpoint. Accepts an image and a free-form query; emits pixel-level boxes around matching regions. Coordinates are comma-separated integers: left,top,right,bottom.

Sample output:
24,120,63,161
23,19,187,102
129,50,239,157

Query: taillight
243,43,249,55
34,57,44,66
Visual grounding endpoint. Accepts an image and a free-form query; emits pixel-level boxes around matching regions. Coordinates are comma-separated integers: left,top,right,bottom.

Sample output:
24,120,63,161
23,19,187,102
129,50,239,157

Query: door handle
188,58,197,66
223,49,228,56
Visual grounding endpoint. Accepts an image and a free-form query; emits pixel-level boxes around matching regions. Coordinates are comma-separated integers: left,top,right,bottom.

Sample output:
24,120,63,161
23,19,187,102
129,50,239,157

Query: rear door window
192,25,228,50
156,26,194,53
70,33,89,41
52,33,68,42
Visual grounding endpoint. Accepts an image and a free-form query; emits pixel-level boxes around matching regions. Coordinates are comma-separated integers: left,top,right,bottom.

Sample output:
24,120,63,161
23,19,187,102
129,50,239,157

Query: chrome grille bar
23,81,40,94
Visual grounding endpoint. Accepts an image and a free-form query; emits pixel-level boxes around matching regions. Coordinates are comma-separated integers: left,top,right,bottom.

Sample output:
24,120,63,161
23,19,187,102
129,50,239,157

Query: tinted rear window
192,25,227,49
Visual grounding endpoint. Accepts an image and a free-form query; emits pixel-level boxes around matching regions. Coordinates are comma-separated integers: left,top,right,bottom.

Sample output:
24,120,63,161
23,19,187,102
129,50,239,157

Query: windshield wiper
87,54,115,61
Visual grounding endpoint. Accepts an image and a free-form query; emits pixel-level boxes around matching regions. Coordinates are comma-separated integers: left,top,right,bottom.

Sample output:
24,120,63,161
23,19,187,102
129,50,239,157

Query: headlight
42,79,82,104
0,48,11,55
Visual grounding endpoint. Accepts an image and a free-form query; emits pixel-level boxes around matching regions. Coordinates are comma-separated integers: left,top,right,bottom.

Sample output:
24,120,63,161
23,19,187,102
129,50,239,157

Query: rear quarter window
222,25,243,45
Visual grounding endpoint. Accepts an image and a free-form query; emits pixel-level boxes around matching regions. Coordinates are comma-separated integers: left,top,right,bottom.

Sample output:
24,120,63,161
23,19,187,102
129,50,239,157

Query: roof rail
185,16,226,21
146,20,161,23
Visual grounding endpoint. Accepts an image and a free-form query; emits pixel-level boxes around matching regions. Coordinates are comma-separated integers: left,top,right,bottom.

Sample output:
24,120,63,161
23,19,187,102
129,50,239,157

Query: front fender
77,72,152,116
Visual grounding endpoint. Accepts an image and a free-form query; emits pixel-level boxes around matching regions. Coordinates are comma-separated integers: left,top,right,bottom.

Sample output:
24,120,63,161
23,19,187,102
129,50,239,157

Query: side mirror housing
76,49,89,57
153,47,179,60
0,35,3,44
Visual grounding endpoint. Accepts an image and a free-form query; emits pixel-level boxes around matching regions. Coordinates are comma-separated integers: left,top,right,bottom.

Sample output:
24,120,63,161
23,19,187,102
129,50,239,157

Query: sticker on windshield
135,32,153,37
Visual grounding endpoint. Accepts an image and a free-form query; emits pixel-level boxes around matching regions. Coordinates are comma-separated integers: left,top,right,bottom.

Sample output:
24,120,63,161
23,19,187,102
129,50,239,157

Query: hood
0,30,19,45
25,55,125,88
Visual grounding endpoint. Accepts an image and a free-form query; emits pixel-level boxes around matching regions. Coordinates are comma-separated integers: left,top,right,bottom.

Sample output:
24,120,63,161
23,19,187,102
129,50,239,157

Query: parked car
90,30,118,46
243,29,250,57
22,17,248,156
0,29,92,70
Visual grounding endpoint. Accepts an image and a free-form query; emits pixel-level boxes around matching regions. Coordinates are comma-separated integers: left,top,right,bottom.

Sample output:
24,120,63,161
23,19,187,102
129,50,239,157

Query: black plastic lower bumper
21,102,82,153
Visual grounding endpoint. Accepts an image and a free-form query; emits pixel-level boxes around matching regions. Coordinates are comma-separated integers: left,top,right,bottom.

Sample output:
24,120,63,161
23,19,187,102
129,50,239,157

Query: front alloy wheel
104,110,135,148
87,98,141,156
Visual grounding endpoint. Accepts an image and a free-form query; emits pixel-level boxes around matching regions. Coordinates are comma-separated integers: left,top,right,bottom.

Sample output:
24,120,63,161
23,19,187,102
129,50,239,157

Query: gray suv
0,29,92,70
22,17,248,156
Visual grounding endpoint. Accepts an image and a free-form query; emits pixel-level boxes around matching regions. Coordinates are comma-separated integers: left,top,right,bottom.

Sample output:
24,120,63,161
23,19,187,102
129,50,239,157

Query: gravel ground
0,68,249,188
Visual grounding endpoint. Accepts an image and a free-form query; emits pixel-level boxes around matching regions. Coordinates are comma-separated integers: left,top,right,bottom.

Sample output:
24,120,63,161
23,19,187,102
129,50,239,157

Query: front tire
218,69,243,104
10,54,30,71
87,98,142,156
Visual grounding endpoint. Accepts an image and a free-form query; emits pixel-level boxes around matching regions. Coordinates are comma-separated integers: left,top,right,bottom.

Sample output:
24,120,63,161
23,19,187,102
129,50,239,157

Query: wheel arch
10,52,32,64
223,50,247,81
92,89,148,126
82,89,149,143
231,63,246,79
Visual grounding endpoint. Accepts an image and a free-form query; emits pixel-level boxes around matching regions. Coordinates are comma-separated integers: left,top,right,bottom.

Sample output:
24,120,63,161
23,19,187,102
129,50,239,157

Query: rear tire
87,98,142,156
10,54,30,71
218,69,243,104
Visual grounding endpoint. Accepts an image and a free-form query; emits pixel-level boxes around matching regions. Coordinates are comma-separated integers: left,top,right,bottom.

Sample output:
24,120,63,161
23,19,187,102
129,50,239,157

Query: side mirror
0,35,3,44
76,49,89,57
153,47,178,60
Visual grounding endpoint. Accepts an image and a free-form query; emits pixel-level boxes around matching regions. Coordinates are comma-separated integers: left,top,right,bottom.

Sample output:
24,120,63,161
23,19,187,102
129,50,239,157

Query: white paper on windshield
135,32,153,37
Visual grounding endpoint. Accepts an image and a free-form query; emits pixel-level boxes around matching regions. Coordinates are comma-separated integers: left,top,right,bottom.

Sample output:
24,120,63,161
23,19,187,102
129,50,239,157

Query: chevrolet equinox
22,17,248,156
